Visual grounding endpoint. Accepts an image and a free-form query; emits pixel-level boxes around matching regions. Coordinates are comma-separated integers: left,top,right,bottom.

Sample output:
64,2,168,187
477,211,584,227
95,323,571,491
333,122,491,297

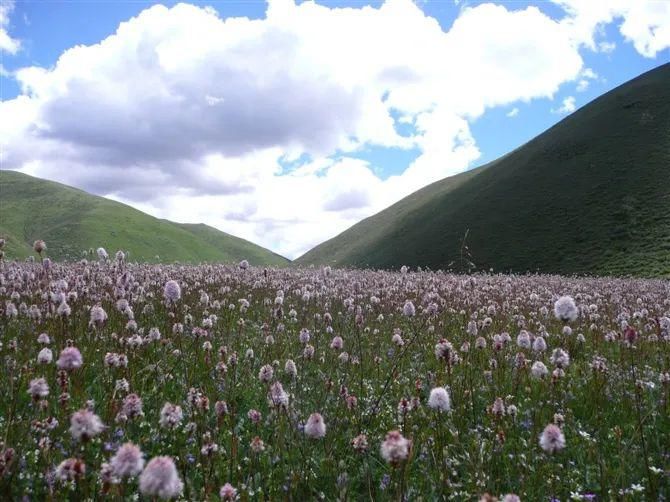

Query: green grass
0,171,289,266
1,265,668,499
297,63,670,277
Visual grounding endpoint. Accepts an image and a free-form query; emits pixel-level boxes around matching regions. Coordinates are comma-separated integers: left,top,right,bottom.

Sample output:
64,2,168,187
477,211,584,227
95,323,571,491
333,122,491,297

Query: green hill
0,170,289,266
297,63,670,277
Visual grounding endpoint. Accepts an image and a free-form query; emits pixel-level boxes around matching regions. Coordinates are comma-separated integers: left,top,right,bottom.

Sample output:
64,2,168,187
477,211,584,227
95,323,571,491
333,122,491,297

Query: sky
1,0,669,259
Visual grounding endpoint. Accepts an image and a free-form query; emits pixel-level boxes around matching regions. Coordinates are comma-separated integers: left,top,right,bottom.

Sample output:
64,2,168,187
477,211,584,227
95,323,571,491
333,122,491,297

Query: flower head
554,296,578,322
531,361,548,379
139,456,183,499
539,423,565,453
352,434,369,453
70,409,105,441
90,305,108,327
28,377,49,399
110,442,145,479
258,364,274,383
37,348,53,364
33,240,47,254
163,280,181,303
55,458,85,482
330,336,344,350
57,347,83,371
304,412,326,439
220,483,238,500
159,403,183,429
380,430,411,465
427,387,450,412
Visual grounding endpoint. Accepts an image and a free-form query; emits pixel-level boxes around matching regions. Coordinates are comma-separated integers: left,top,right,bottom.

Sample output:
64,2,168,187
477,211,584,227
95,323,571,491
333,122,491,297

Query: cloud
554,0,670,57
506,108,519,118
2,0,665,257
0,0,20,54
618,1,670,57
598,41,616,53
576,80,589,92
575,67,598,92
552,96,576,114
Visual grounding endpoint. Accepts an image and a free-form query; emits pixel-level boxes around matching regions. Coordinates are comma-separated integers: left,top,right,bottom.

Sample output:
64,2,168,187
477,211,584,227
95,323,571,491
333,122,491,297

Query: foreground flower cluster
0,251,669,500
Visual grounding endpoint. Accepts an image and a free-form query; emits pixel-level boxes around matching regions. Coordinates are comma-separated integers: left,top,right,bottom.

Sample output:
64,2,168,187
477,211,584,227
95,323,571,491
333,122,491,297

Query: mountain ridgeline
0,170,289,266
297,63,670,277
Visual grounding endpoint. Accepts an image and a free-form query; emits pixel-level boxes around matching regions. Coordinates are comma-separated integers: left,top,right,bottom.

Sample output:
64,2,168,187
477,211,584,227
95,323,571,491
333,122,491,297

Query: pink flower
299,328,310,344
380,430,411,465
351,434,369,453
69,409,105,441
304,412,326,439
159,403,183,429
247,409,262,424
427,387,450,412
220,483,238,500
33,240,46,254
258,364,274,383
89,305,107,328
268,381,289,409
554,296,578,322
550,348,570,369
139,456,183,499
55,458,85,482
285,359,297,378
539,423,565,453
122,393,143,419
250,436,265,453
27,377,49,399
37,348,53,364
491,397,505,417
163,280,181,303
110,442,144,479
57,347,83,371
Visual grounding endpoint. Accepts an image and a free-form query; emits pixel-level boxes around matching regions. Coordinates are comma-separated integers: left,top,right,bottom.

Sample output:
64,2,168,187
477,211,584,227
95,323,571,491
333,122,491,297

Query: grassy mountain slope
298,63,670,277
0,170,289,266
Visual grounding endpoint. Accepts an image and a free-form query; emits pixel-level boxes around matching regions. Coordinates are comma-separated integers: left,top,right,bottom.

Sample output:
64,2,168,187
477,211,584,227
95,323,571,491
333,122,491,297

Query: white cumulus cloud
1,0,666,258
552,96,577,114
554,0,670,57
0,0,20,54
506,108,520,118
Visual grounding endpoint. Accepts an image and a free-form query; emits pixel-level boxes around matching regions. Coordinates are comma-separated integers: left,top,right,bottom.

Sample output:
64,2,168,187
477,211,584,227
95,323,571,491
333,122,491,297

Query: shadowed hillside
297,63,670,277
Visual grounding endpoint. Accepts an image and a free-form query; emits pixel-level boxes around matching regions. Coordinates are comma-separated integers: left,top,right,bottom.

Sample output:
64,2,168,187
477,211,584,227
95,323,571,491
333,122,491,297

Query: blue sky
1,0,668,256
2,0,665,167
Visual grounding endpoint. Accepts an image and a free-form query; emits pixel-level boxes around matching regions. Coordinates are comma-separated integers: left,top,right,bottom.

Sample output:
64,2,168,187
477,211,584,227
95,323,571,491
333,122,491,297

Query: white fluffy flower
531,361,549,379
37,347,53,364
380,430,411,464
70,409,105,441
110,442,145,479
139,456,183,499
304,413,326,439
539,423,565,453
554,296,578,322
427,387,451,412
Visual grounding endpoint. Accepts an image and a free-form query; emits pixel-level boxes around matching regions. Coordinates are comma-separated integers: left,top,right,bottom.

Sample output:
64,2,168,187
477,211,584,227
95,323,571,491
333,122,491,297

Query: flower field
1,252,669,500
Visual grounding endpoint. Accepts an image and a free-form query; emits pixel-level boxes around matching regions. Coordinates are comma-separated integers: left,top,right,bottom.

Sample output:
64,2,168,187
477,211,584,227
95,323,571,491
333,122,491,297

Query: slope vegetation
0,170,288,266
298,63,670,277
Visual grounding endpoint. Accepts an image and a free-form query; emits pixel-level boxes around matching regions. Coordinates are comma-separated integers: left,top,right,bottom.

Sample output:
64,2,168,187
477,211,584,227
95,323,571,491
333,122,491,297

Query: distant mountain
0,170,289,266
297,63,670,277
